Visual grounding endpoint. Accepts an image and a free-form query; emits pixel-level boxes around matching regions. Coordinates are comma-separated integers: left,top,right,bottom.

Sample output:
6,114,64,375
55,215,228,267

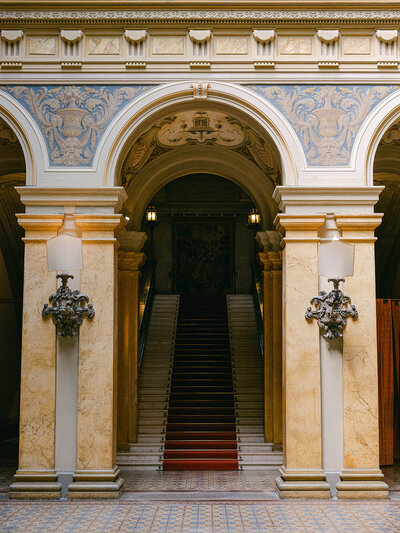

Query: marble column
9,214,64,499
68,214,124,499
117,231,147,449
335,215,389,499
274,214,330,499
257,246,283,448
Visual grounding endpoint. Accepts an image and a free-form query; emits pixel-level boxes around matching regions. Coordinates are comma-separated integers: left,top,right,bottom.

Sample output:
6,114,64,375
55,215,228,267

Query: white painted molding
1,30,23,42
60,30,83,44
99,81,304,191
253,30,275,44
124,30,147,43
190,82,210,101
189,30,211,44
273,186,384,214
16,186,127,212
376,30,398,44
317,30,339,44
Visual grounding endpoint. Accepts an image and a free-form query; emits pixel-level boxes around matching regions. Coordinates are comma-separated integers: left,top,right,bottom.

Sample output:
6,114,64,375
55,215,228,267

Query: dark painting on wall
173,219,234,295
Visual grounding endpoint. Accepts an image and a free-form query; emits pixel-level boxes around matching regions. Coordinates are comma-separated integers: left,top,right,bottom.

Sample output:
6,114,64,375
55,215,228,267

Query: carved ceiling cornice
2,9,400,25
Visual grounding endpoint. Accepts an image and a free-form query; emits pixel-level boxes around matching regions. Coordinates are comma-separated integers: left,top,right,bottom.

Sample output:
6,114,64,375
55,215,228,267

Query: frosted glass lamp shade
47,233,82,272
318,240,354,277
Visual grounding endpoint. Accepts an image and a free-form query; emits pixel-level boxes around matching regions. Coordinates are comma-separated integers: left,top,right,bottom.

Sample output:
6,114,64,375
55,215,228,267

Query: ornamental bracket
42,274,95,337
305,278,358,340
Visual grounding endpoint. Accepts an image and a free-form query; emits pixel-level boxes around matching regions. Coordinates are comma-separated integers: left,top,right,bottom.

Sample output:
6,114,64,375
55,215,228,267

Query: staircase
117,294,179,470
228,294,283,470
163,295,238,470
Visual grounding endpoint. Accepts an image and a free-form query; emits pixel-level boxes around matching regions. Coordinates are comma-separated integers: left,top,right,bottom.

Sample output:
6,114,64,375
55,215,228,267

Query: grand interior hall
1,1,400,531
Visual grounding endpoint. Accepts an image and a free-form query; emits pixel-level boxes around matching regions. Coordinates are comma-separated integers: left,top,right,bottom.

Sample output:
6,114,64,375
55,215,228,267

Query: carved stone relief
215,37,249,55
151,37,184,55
88,37,120,55
0,85,151,166
122,109,279,188
342,36,371,55
248,84,399,166
28,37,56,55
279,37,312,55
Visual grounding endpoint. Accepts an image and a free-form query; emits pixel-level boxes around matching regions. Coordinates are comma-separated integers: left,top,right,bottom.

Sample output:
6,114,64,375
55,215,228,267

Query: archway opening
0,116,26,472
373,118,400,470
116,104,283,486
140,173,259,296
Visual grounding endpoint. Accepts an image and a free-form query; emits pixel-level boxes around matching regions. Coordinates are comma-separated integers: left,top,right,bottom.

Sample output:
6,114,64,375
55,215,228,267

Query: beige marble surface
75,215,122,471
277,215,325,473
17,215,63,472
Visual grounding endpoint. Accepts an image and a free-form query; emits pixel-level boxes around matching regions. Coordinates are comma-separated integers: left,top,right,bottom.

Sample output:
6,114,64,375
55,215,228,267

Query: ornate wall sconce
42,212,95,337
305,214,358,340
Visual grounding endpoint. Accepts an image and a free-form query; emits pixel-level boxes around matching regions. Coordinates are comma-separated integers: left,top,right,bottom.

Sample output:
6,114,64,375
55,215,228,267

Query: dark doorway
172,218,234,295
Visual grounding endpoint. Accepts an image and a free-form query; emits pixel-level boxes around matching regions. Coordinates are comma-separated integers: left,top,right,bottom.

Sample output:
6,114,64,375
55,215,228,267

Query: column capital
274,214,325,244
74,214,124,233
256,230,281,252
118,251,146,271
336,214,383,242
16,186,127,213
268,251,282,270
258,252,272,271
17,213,64,232
273,186,384,215
117,230,147,252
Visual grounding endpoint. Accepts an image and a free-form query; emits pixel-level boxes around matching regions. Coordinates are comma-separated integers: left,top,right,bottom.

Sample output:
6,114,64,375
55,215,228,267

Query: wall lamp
42,212,95,337
305,214,358,340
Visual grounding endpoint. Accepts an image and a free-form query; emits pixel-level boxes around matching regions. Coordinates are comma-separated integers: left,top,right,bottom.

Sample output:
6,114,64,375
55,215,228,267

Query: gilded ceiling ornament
0,118,18,144
0,85,151,167
249,84,400,166
381,120,400,145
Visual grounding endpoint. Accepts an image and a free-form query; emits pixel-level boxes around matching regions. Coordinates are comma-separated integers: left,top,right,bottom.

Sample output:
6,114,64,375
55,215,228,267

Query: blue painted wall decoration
1,84,399,168
0,85,153,167
247,85,400,166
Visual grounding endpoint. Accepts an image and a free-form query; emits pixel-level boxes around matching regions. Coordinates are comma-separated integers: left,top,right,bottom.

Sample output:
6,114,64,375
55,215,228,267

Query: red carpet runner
163,295,238,470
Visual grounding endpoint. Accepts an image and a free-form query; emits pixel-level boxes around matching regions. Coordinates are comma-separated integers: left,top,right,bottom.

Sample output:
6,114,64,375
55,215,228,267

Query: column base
276,467,331,499
68,466,124,499
336,469,389,500
9,470,61,500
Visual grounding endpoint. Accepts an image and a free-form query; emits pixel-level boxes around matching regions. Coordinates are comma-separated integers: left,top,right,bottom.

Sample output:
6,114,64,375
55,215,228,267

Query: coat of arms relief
249,85,399,166
0,85,150,166
122,110,280,188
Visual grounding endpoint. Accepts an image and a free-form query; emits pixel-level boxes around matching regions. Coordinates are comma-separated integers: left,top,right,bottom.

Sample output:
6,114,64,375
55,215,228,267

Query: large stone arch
123,146,277,231
0,90,48,186
353,88,400,185
98,81,305,188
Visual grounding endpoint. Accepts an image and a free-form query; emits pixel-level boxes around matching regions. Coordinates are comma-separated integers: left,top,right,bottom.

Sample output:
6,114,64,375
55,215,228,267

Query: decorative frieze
253,30,275,44
1,30,23,42
0,85,151,167
124,30,147,44
248,85,400,167
0,26,398,72
189,30,211,44
376,30,398,44
60,30,83,44
2,9,400,23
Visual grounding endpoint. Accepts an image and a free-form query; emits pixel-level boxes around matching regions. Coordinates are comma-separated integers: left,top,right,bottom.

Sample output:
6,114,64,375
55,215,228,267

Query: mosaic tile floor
121,470,278,492
1,500,400,532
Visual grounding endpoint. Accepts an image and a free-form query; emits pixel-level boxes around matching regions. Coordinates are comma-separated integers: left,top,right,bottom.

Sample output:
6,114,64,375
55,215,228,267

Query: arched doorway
373,119,400,469
116,104,284,483
0,116,26,476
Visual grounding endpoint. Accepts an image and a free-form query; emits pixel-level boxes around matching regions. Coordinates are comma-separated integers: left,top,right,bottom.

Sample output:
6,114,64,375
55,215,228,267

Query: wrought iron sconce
305,214,358,340
42,211,95,337
42,274,95,337
305,278,358,340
